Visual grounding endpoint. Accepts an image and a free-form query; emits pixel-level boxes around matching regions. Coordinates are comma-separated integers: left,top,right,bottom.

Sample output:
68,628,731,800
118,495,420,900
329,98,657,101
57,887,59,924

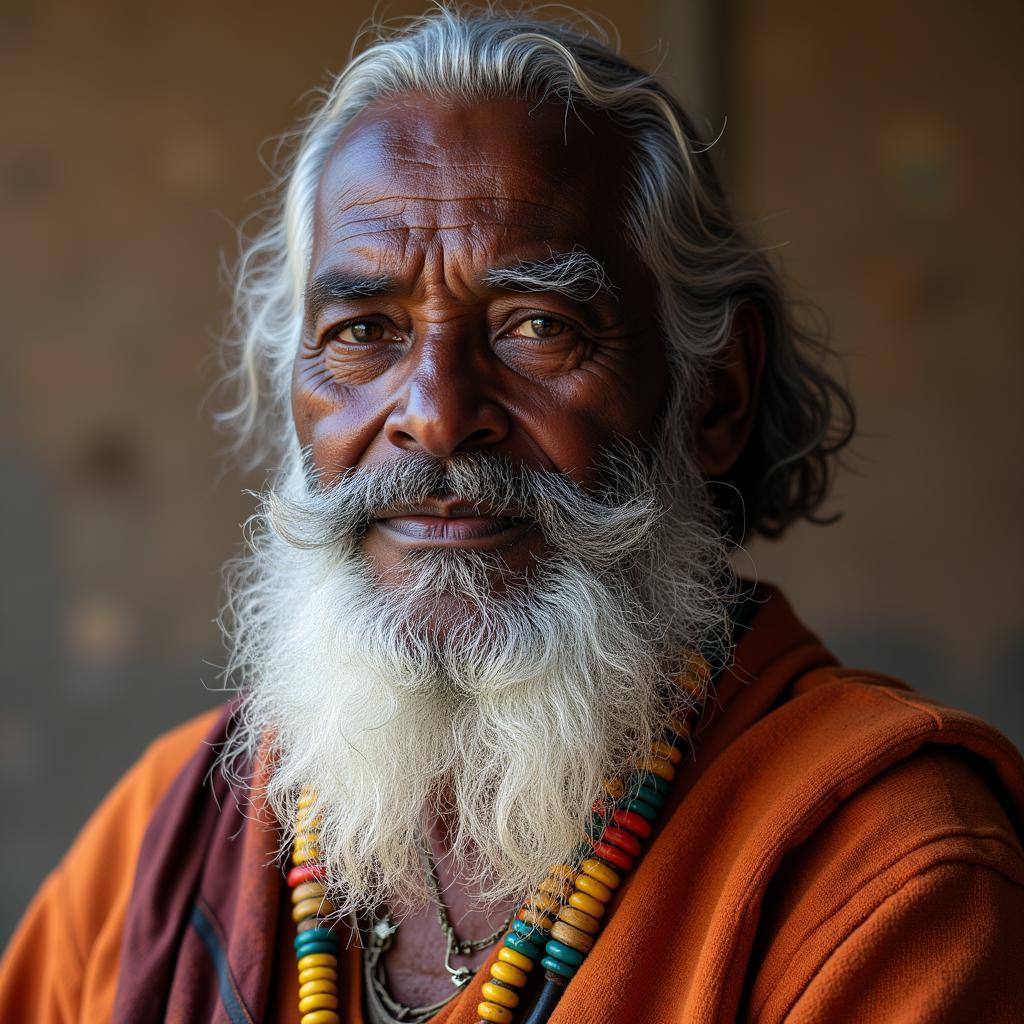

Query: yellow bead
299,1010,339,1024
681,650,711,680
297,953,337,971
547,863,577,881
297,790,316,808
527,892,559,915
299,993,338,1014
568,891,605,919
299,979,338,998
295,833,320,850
477,1001,514,1024
292,881,326,903
668,716,692,739
581,858,620,889
490,961,528,987
602,777,626,799
651,740,682,764
575,873,612,903
292,896,332,922
292,847,321,865
481,982,519,1008
558,906,600,934
298,966,337,985
497,947,534,971
637,756,675,781
538,876,573,900
516,907,555,931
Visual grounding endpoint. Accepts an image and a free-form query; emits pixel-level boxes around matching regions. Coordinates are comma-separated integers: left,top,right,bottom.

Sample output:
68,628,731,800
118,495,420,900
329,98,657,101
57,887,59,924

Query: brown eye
515,316,565,339
334,321,384,344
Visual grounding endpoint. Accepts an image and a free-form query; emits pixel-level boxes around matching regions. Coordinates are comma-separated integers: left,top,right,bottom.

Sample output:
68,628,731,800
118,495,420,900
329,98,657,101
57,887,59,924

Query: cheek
291,363,393,482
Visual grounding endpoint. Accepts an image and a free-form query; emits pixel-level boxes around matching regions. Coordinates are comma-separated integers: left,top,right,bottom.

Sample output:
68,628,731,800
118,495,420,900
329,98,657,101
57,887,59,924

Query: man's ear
690,303,766,477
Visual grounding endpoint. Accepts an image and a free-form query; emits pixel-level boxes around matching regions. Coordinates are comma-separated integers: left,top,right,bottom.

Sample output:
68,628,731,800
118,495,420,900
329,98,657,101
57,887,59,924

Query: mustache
262,448,663,568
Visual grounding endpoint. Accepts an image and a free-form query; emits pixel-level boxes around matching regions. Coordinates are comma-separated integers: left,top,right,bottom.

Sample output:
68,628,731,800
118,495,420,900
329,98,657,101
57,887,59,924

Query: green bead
293,927,335,952
512,919,548,942
636,784,665,809
544,939,585,966
293,942,337,957
505,933,543,959
633,771,670,795
624,797,658,822
541,955,578,979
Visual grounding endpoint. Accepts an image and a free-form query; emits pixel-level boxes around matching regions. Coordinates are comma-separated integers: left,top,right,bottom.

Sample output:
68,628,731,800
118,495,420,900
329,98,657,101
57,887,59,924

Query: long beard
219,437,736,918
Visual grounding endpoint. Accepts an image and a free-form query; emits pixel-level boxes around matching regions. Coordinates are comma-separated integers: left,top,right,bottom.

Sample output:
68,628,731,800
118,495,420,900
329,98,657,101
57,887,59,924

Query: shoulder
745,742,1024,1021
738,667,1024,1023
0,705,230,1021
62,704,229,889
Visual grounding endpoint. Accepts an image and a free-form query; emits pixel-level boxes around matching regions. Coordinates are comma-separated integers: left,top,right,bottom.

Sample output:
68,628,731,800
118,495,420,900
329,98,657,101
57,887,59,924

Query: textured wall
729,0,1023,748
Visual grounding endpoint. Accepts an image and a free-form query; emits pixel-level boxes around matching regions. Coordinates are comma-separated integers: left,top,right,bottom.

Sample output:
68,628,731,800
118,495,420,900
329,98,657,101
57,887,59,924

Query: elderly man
3,7,1023,1024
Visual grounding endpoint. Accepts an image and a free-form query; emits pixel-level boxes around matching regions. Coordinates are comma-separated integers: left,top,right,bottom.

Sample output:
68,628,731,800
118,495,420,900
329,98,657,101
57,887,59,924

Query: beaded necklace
287,649,712,1024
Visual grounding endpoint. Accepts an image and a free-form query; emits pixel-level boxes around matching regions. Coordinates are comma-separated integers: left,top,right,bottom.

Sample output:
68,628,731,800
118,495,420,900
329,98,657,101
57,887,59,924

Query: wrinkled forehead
311,93,639,270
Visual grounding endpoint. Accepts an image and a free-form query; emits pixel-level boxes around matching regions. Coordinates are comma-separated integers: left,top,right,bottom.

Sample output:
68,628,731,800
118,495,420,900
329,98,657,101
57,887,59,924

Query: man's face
292,94,668,585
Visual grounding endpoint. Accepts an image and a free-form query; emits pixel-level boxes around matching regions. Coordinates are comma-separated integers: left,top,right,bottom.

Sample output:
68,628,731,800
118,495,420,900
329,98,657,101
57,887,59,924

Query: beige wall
1,0,1020,943
730,0,1023,739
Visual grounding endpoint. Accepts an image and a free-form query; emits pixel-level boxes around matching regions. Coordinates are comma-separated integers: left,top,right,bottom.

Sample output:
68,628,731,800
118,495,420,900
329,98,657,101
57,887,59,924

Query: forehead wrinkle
334,193,568,214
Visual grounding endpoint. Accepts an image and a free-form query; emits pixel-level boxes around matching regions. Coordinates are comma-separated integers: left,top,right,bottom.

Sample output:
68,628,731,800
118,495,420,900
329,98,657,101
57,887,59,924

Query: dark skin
293,94,764,1008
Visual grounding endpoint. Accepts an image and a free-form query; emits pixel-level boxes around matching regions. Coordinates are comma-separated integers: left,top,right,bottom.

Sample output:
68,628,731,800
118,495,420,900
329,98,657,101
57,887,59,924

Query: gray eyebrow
483,247,617,303
304,268,395,330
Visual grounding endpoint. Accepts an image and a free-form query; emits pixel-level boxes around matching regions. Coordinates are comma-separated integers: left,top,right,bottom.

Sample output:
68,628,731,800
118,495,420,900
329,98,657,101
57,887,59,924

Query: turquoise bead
294,928,336,952
633,771,670,795
505,933,543,959
624,797,658,822
636,784,665,809
293,941,337,957
544,939,585,966
512,919,548,942
541,955,577,979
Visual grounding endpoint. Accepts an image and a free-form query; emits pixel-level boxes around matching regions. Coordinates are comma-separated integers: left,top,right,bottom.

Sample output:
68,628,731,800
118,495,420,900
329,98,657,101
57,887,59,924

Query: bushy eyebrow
304,269,395,330
482,247,617,304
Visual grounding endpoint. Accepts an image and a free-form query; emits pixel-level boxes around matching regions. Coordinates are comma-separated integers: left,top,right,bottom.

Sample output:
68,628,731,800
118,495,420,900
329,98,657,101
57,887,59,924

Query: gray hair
220,3,854,540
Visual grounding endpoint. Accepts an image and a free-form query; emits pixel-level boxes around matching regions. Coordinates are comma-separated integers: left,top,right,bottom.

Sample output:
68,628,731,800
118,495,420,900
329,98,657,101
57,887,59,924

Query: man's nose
383,340,511,457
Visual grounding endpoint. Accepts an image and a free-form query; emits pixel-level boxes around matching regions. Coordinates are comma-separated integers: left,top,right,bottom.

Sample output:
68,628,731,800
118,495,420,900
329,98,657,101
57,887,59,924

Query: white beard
219,435,736,918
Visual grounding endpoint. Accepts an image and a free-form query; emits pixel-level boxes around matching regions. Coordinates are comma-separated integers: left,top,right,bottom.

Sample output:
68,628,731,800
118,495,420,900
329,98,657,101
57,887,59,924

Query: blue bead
512,919,547,942
635,784,665,809
624,798,658,823
293,942,337,958
633,771,670,795
505,933,543,959
544,939,585,966
294,928,336,952
541,955,578,979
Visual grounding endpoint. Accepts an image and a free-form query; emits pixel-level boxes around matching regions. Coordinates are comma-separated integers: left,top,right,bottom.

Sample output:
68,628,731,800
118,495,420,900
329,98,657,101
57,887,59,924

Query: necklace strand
288,649,710,1024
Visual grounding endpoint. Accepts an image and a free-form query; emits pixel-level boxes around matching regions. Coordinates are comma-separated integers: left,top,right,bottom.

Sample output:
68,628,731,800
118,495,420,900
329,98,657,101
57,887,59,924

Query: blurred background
1,0,1021,942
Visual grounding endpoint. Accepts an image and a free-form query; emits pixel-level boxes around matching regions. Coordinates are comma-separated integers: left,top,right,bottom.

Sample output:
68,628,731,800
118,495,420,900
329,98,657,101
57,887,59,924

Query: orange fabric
3,587,1023,1022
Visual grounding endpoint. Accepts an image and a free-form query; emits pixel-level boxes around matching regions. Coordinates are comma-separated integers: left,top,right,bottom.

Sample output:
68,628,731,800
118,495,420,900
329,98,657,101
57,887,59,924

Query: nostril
463,427,496,447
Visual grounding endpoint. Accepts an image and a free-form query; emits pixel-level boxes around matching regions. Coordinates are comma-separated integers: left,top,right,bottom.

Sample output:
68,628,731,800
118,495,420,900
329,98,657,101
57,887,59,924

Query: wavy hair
219,3,854,540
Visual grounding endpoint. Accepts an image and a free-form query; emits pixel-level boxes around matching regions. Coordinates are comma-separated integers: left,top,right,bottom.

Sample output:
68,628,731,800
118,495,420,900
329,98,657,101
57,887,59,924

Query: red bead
601,826,642,857
592,840,633,871
288,863,327,888
612,808,652,839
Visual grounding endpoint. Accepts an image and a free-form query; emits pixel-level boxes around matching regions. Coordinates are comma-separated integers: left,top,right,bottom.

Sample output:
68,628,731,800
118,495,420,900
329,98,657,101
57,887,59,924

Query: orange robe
2,584,1023,1022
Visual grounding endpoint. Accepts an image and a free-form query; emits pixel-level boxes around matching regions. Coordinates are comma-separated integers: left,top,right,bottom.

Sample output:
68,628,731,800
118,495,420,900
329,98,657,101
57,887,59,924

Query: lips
373,497,531,548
